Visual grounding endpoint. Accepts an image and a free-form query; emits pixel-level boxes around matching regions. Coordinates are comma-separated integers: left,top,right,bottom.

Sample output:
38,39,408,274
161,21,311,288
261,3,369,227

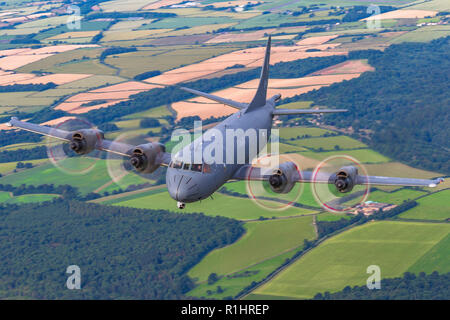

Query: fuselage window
191,163,202,172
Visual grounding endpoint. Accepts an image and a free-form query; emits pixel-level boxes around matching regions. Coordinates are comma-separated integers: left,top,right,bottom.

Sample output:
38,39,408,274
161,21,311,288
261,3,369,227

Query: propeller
45,117,101,175
311,155,370,213
245,154,304,211
105,131,165,193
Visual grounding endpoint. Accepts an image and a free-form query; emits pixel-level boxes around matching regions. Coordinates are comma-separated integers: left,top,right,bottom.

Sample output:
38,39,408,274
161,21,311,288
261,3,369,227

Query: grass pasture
288,135,367,151
188,216,316,282
398,190,450,221
0,158,115,195
251,221,450,299
108,188,318,220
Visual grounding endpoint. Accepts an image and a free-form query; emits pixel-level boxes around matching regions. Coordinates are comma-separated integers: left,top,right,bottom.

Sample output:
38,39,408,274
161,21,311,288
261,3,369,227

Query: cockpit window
172,160,182,169
191,163,202,172
203,164,211,173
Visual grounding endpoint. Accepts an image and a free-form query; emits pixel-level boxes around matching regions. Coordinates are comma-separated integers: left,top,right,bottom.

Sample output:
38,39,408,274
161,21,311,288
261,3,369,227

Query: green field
300,148,390,164
0,191,59,204
390,25,450,43
367,188,427,205
288,135,367,151
398,190,450,221
251,221,449,299
408,234,450,274
108,188,318,220
188,251,294,299
188,216,316,282
0,158,127,195
279,126,334,140
224,181,321,208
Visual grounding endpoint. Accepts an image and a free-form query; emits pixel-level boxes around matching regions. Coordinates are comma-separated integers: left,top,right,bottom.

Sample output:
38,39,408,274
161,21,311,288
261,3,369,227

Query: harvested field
65,90,143,102
236,74,361,89
208,0,260,8
172,85,324,120
41,116,76,126
0,54,53,70
364,9,437,20
312,60,374,75
296,35,338,46
0,73,36,84
143,0,184,10
171,101,236,120
146,70,215,85
72,100,127,114
145,45,346,85
90,81,159,93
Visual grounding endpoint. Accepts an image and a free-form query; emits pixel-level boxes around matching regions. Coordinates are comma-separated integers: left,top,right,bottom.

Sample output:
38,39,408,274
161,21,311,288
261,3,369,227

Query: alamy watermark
366,265,381,290
66,265,81,290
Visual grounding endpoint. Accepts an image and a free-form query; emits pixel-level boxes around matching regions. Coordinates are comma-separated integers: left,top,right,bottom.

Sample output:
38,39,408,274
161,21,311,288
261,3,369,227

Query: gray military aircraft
7,36,443,209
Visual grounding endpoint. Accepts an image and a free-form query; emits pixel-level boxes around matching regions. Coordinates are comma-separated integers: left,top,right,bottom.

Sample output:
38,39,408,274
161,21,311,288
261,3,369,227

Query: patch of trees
0,199,244,299
289,37,450,174
0,82,56,92
140,118,160,128
29,109,67,124
134,70,162,81
0,146,48,163
100,47,137,62
342,6,395,22
313,271,450,300
0,130,41,148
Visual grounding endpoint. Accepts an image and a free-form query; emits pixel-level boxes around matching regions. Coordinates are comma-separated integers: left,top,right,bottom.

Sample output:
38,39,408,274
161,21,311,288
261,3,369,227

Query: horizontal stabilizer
272,109,348,115
179,86,246,110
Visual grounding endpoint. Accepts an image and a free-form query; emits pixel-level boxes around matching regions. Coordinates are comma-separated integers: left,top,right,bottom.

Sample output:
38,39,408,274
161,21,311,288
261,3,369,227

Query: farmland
0,0,447,300
250,221,450,299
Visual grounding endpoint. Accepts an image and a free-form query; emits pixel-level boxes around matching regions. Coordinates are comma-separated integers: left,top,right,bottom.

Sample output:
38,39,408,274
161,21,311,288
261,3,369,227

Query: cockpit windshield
169,161,211,173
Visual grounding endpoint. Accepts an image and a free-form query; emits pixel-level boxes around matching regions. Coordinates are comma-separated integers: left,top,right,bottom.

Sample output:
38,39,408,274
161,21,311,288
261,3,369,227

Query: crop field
188,251,294,299
0,158,129,195
279,127,334,140
251,221,450,299
287,135,367,151
390,25,450,43
189,216,316,282
108,189,318,220
398,190,450,221
367,188,427,205
300,148,391,164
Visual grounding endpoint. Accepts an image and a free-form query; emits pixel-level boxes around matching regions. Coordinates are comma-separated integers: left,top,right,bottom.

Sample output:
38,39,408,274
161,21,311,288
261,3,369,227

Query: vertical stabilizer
245,36,271,112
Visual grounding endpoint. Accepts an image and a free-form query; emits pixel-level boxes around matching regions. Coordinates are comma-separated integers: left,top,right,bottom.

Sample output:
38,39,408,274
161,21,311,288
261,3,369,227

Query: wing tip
429,177,445,188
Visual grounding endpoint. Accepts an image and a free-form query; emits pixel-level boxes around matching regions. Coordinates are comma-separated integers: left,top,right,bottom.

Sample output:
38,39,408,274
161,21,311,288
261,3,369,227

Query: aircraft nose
168,174,200,202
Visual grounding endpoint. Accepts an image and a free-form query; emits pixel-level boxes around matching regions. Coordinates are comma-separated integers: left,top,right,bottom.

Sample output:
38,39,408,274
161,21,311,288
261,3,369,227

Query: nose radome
168,174,200,202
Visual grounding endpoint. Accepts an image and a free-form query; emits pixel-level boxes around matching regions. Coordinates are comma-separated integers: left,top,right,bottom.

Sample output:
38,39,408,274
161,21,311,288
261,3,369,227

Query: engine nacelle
332,166,358,193
268,161,298,194
129,142,165,173
69,129,104,155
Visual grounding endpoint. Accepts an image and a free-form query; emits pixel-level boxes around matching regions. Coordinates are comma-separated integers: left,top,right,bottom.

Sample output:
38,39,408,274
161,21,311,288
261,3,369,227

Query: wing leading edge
7,117,172,164
232,164,444,188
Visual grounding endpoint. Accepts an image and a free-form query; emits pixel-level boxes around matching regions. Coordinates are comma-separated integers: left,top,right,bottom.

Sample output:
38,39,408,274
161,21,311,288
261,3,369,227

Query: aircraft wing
272,108,348,115
6,117,172,165
232,164,444,188
178,86,247,110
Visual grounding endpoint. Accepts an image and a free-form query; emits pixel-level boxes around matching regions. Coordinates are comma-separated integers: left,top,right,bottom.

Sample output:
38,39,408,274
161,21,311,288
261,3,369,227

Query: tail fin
246,36,271,112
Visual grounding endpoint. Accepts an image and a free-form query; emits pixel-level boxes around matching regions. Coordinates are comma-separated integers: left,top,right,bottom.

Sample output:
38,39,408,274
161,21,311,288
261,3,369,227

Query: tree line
0,199,244,299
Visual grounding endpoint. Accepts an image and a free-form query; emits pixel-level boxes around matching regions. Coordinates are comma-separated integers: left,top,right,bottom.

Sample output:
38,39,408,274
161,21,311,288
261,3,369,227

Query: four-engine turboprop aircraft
7,36,443,209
